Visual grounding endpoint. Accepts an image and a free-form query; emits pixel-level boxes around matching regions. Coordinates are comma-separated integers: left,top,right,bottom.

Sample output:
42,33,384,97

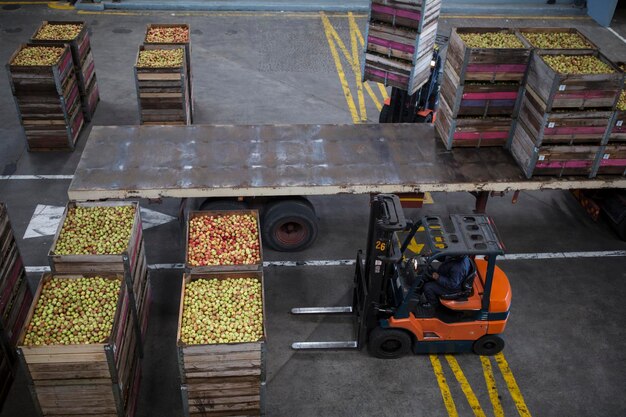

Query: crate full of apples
186,210,263,273
48,201,143,274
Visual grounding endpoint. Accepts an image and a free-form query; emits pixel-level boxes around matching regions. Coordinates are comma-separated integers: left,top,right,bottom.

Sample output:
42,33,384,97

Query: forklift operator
422,255,471,308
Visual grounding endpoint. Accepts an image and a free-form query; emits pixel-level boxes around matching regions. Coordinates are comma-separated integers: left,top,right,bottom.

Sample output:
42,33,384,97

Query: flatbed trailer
68,123,626,249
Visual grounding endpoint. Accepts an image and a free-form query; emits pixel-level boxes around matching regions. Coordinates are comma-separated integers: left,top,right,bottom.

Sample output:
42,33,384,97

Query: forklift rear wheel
199,198,248,211
368,328,412,359
262,199,318,252
473,335,505,356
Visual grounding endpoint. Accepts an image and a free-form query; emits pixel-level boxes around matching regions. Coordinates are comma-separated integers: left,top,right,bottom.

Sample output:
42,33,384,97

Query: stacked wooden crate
134,44,191,125
143,24,193,122
179,210,265,417
598,80,626,175
0,203,33,411
7,44,84,151
510,30,623,177
436,28,530,149
17,273,142,417
362,0,442,95
30,21,100,121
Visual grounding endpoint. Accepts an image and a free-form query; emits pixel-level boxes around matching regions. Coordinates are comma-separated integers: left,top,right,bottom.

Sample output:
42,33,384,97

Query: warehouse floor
1,3,626,417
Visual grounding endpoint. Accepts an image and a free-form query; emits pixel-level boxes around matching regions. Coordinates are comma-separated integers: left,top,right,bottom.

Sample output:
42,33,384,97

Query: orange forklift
292,194,511,358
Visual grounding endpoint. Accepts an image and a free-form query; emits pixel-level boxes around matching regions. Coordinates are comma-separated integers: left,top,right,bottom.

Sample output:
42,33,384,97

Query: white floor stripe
608,27,626,45
23,250,626,273
0,175,74,180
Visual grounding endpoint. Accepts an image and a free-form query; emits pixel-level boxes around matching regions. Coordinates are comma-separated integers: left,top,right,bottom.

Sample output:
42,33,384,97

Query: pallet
135,45,191,125
440,66,522,117
435,96,514,149
595,145,626,176
510,119,600,177
446,28,530,84
517,86,612,146
517,27,597,53
362,0,441,94
48,201,148,350
178,272,266,417
17,273,141,417
144,24,193,122
526,50,624,111
186,210,263,273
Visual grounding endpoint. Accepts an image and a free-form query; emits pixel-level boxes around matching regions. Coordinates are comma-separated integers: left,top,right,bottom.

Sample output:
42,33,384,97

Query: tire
379,104,391,123
261,199,318,252
473,334,505,356
368,327,412,359
199,198,247,211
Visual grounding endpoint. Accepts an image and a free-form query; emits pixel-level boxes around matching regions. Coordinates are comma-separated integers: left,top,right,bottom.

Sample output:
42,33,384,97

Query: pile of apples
54,205,135,255
23,276,121,346
187,213,261,267
12,46,64,66
617,91,625,111
180,277,264,345
137,48,184,68
33,23,83,41
145,26,189,43
459,32,525,49
522,32,591,50
542,55,615,75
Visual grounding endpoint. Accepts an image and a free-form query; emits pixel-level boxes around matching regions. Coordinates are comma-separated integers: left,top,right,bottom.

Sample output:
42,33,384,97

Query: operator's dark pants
423,281,449,306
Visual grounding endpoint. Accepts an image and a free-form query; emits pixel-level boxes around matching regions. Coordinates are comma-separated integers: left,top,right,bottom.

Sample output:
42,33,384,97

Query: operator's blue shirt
437,257,471,290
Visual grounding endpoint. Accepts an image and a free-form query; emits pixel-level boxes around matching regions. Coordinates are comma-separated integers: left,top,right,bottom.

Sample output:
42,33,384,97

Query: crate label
603,154,610,160
547,122,556,128
558,85,566,91
617,120,624,127
538,155,546,161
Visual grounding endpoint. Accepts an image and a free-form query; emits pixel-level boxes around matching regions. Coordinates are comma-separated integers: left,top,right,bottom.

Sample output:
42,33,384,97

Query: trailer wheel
473,335,505,356
199,198,247,211
368,328,412,359
262,199,318,252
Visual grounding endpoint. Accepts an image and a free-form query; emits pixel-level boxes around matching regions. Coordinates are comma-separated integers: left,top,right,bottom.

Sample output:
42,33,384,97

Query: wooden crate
517,86,612,146
17,273,141,417
440,68,522,117
177,272,266,417
144,23,193,122
363,0,441,95
134,45,191,125
510,119,599,177
595,145,626,176
435,96,514,149
609,106,626,142
185,210,263,273
526,50,624,111
446,28,530,84
517,27,598,53
30,21,91,68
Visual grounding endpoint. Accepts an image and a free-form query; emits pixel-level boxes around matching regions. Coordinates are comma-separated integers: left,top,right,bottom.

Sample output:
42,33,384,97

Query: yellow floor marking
430,355,459,417
348,13,367,121
445,355,487,417
495,352,533,417
48,1,74,10
320,12,360,123
349,13,386,108
480,356,505,417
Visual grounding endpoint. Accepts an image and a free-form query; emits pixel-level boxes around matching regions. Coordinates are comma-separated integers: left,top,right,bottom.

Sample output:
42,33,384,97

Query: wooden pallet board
178,272,266,417
446,27,530,84
595,145,626,176
435,96,514,149
517,85,612,146
517,27,598,53
526,50,624,111
510,119,600,177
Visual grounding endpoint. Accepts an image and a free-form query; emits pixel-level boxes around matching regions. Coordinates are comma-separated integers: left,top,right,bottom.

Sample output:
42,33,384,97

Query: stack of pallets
7,44,84,151
436,28,530,149
179,210,266,417
362,0,442,95
0,203,33,411
30,21,100,121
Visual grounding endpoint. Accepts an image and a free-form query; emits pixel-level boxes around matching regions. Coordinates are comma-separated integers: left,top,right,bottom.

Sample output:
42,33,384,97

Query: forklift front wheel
368,328,412,359
473,334,505,356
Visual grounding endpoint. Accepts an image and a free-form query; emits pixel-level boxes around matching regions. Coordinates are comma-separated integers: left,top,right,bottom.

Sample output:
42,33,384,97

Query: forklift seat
440,258,477,302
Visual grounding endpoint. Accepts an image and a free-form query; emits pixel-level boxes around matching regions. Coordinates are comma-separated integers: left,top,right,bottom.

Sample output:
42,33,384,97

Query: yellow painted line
349,12,384,111
445,355,487,417
47,1,74,10
320,12,360,124
480,356,505,417
430,355,459,417
349,13,367,121
495,353,533,417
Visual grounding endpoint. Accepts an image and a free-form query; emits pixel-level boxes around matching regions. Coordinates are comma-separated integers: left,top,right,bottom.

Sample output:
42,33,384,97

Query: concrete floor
1,3,626,417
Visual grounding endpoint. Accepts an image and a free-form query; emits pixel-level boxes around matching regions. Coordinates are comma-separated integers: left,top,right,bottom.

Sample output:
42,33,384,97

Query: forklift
292,194,511,358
